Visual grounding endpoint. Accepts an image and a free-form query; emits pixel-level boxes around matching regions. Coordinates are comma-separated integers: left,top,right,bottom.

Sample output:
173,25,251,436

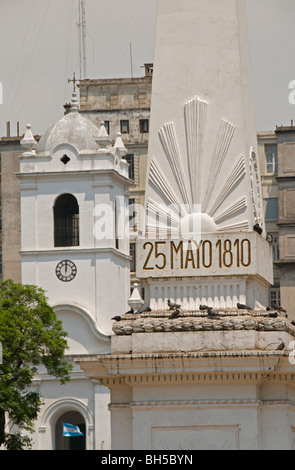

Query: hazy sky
0,0,295,138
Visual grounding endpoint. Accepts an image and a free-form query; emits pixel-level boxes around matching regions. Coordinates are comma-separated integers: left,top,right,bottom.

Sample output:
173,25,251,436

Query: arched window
54,194,79,247
55,411,86,450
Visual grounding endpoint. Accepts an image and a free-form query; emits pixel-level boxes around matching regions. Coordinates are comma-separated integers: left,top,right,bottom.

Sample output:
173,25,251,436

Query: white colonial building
18,93,132,450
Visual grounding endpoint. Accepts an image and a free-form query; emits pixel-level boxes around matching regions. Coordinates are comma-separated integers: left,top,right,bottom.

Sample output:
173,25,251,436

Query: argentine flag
63,423,84,437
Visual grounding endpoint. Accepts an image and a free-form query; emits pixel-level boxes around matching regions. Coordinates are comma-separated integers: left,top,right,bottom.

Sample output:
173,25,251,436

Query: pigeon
237,303,252,310
168,300,181,310
208,311,220,319
135,306,151,314
169,309,180,319
111,316,122,322
200,305,212,311
292,321,295,327
276,339,285,350
268,312,278,319
272,304,287,314
253,223,263,235
266,235,273,244
125,308,134,314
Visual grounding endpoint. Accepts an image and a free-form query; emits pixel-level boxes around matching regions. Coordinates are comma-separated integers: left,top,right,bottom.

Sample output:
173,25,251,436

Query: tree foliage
0,280,72,450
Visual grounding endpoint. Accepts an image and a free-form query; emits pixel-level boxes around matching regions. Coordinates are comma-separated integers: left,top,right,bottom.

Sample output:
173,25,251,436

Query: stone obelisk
137,0,273,310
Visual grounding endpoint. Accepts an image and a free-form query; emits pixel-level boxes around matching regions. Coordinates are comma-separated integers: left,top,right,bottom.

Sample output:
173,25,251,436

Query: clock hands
56,260,77,282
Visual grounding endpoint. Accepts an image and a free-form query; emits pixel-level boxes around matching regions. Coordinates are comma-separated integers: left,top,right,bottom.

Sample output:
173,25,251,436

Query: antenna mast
79,0,87,79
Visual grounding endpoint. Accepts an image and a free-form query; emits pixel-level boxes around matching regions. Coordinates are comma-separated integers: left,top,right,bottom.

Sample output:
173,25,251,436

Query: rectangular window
270,284,281,307
139,119,149,133
120,120,129,134
104,121,110,134
125,154,135,180
265,144,278,175
129,198,136,226
130,242,136,272
271,236,280,261
265,198,278,222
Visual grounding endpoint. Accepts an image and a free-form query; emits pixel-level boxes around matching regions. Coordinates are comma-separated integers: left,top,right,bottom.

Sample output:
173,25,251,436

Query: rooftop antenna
78,0,87,79
130,43,134,78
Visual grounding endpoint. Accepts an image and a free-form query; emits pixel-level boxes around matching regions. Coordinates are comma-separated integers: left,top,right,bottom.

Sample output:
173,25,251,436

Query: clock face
56,260,77,282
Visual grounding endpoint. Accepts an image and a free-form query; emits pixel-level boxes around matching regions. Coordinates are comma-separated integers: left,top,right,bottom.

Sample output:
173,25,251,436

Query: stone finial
114,132,127,157
96,121,112,150
21,124,37,155
128,283,144,312
69,92,79,112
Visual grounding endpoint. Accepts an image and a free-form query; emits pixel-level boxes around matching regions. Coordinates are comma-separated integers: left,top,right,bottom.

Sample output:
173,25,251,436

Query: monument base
76,310,295,450
144,275,269,311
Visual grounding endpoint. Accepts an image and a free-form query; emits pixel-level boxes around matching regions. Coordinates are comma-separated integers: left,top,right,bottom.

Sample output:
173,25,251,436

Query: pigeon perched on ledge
135,306,152,314
237,303,252,311
267,304,287,314
169,309,180,319
125,308,134,314
208,311,220,319
276,339,285,350
200,305,212,311
168,300,181,310
253,223,263,235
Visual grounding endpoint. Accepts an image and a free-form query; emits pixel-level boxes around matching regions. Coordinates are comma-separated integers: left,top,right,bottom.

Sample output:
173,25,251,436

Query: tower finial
21,124,37,154
69,92,79,112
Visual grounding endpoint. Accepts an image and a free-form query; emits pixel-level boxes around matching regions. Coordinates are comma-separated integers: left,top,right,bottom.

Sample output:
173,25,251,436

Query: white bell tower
18,94,132,339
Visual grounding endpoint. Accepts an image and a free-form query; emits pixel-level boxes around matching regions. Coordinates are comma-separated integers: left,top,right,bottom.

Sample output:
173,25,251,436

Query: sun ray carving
149,158,182,212
158,122,191,210
146,96,255,235
214,197,247,225
207,156,246,217
203,120,236,211
184,96,208,206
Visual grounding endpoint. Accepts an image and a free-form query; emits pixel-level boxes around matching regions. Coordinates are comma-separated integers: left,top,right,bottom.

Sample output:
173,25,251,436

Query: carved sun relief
146,96,254,237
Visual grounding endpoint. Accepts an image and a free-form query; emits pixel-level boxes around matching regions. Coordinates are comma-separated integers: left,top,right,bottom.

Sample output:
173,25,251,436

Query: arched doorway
55,411,86,450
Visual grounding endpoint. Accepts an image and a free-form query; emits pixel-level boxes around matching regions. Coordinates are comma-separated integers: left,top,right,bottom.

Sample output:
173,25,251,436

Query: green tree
0,280,72,450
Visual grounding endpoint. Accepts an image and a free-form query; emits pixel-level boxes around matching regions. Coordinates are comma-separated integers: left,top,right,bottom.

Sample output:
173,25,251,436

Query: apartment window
125,154,135,180
139,119,149,133
265,198,278,222
54,194,79,247
130,242,136,272
271,236,280,261
120,120,129,134
104,121,110,134
129,198,136,227
270,284,281,307
265,144,278,175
